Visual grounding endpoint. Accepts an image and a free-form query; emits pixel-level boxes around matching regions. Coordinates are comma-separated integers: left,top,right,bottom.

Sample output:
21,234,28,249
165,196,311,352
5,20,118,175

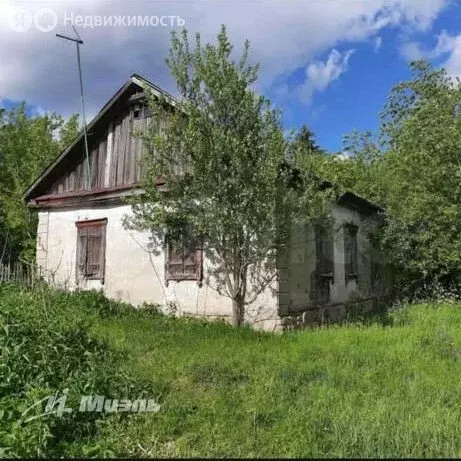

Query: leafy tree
58,113,80,150
335,61,461,297
377,61,461,294
129,27,330,326
0,104,79,262
295,124,324,156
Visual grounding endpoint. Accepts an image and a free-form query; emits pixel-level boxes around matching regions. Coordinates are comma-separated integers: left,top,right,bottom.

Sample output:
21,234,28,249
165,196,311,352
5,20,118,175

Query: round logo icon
33,8,58,33
8,8,33,32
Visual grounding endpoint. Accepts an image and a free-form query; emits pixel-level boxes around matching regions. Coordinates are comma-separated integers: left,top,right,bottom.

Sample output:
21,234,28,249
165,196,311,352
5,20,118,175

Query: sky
1,0,460,153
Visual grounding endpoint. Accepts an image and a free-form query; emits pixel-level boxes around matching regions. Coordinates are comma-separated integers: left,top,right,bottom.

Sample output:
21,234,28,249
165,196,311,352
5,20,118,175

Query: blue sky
286,3,461,152
1,0,460,153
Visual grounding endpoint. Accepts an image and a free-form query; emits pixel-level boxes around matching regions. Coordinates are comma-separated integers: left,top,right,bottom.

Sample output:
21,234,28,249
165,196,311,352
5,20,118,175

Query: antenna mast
56,25,92,189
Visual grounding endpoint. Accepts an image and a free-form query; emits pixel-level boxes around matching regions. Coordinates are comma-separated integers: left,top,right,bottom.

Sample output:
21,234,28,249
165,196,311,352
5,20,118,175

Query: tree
129,26,330,326
0,104,79,262
334,61,461,297
58,113,80,150
378,61,461,295
295,125,324,156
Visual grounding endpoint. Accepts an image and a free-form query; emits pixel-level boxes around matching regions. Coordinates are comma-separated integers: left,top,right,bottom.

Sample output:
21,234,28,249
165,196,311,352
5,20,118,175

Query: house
24,74,387,331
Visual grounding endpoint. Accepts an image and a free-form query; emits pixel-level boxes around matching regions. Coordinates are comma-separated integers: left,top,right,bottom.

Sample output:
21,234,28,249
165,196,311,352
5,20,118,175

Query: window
311,223,334,303
344,223,358,282
76,219,107,282
371,260,381,291
165,234,202,284
132,103,144,119
315,224,334,277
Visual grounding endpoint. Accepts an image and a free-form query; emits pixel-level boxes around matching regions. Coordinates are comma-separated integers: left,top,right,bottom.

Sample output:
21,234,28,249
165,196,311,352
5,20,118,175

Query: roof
24,74,383,216
23,74,176,203
337,191,384,215
317,179,383,215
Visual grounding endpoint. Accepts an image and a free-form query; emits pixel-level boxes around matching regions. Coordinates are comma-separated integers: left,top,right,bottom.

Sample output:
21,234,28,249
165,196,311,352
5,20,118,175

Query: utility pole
56,25,92,189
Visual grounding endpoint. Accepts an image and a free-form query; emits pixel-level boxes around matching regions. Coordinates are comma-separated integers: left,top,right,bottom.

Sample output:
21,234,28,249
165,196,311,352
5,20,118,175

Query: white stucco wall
36,204,281,331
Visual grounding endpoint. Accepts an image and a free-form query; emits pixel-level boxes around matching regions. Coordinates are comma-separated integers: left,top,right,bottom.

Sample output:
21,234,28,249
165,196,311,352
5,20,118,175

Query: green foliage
58,113,80,150
0,106,79,262
3,284,461,456
318,61,461,298
0,283,154,457
82,292,461,458
129,27,331,325
376,61,461,294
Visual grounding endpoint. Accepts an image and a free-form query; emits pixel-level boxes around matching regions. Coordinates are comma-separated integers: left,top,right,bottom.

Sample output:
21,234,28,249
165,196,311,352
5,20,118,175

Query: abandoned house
24,74,387,331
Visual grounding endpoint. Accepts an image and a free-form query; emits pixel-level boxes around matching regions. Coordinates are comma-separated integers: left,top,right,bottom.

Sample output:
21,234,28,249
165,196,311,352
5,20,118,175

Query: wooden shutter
76,219,107,281
315,224,334,276
344,224,358,280
313,223,334,303
167,238,185,278
77,231,88,277
86,226,103,278
166,234,202,282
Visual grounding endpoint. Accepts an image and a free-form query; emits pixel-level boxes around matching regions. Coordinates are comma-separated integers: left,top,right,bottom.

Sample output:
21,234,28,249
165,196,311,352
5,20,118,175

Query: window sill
166,275,203,287
78,276,105,283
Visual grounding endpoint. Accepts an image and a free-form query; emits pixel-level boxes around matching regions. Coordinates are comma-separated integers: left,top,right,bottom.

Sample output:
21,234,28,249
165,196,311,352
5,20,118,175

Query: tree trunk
232,295,245,327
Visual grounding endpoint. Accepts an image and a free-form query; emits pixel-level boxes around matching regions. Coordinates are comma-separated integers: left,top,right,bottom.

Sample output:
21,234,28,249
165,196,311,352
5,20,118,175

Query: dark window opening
76,219,107,282
344,223,358,282
312,223,334,303
315,224,334,277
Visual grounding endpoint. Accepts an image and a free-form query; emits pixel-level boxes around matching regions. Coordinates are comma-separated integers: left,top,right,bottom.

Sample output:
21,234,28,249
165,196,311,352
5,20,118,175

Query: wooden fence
0,262,38,285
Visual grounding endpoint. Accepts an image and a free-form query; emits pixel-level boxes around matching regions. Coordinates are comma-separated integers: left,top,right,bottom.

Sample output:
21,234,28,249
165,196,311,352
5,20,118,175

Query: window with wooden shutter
344,223,358,282
76,219,107,282
315,224,334,277
312,223,334,303
165,234,202,283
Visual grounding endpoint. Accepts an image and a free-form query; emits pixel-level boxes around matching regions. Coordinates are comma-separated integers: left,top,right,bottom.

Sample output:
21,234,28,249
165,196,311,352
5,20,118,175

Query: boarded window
166,234,202,282
344,223,358,281
315,224,334,277
312,223,334,303
76,219,107,281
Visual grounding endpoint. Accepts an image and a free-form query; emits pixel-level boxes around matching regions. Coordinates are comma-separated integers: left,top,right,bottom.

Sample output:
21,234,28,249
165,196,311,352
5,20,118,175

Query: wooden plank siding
44,104,151,196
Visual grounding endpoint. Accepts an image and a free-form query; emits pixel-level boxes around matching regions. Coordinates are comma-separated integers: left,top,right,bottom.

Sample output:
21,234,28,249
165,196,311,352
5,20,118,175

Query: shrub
0,283,154,457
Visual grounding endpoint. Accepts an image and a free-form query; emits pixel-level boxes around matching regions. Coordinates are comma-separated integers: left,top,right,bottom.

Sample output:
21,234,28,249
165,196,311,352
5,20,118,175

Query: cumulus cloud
300,49,355,103
0,0,451,115
401,30,461,77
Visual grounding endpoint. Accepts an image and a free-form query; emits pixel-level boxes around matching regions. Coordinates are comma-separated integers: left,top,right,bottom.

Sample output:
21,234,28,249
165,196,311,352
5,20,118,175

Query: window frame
75,218,107,283
344,222,358,282
165,233,203,285
314,223,334,279
312,222,335,304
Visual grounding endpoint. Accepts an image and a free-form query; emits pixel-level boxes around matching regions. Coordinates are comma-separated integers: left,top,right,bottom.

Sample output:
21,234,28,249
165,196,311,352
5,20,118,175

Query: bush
0,283,153,457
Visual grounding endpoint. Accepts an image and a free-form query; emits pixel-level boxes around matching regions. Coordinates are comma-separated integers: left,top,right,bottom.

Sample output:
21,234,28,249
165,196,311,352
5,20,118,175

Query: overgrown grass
2,283,461,457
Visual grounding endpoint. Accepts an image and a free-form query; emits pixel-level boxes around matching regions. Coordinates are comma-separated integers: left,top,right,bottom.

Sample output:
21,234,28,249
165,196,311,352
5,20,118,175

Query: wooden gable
24,74,175,208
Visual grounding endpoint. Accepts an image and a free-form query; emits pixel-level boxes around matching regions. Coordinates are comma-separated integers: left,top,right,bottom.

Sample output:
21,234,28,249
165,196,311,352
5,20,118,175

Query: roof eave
337,191,384,215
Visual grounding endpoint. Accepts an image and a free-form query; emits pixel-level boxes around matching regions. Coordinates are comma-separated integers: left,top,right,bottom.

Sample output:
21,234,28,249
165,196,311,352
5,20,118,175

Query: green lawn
2,284,461,457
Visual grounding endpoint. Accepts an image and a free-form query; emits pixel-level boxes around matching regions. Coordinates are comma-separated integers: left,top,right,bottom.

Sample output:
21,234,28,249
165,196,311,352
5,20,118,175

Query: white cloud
400,41,424,60
300,49,355,103
401,30,461,77
0,0,451,115
335,152,353,161
374,36,383,52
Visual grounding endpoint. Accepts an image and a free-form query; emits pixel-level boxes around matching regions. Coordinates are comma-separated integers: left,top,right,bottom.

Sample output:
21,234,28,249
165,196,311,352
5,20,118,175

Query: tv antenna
56,25,92,189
